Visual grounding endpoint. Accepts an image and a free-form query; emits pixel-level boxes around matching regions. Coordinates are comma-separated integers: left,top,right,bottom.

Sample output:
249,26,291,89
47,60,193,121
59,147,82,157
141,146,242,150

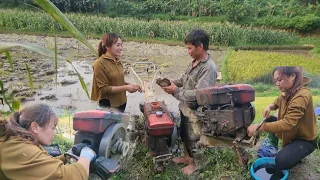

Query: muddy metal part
153,154,173,172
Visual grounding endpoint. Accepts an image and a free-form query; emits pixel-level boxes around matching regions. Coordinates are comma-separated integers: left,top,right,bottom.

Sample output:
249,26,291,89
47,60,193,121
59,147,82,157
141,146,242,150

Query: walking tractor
44,62,259,178
193,83,257,165
129,62,177,172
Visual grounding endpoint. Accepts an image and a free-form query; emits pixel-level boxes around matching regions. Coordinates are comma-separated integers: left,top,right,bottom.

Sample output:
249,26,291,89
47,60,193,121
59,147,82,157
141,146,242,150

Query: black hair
184,29,209,50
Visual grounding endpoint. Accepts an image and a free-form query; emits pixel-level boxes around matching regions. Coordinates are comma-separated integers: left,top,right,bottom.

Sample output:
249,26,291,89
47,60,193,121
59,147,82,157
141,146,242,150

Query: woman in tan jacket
91,33,141,112
0,103,96,180
248,66,318,170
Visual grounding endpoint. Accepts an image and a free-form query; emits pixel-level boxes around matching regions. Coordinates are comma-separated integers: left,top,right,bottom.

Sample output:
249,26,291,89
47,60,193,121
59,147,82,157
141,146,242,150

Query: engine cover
144,101,174,136
196,84,255,106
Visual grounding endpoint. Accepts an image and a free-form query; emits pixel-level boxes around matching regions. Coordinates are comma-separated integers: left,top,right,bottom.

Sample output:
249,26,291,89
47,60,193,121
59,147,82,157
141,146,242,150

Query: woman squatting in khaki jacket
248,66,318,170
0,103,96,180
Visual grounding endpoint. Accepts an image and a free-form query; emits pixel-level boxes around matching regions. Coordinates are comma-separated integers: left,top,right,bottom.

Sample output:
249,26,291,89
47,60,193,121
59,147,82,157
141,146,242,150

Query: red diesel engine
194,84,255,143
141,101,176,156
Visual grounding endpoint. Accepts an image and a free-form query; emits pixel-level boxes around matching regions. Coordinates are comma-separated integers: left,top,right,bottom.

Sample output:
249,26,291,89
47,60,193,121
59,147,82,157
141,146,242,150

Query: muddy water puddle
1,33,212,117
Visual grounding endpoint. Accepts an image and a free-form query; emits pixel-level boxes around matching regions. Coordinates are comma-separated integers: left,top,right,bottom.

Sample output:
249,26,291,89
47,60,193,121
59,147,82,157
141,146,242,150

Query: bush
52,133,73,153
253,14,320,33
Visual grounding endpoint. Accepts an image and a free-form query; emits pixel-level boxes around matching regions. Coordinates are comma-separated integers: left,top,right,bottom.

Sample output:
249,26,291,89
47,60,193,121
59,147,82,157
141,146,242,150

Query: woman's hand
247,124,260,137
263,105,271,118
126,84,141,93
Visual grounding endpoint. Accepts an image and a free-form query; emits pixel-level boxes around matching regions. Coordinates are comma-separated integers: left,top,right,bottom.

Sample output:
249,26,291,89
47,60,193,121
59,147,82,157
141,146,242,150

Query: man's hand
161,82,177,94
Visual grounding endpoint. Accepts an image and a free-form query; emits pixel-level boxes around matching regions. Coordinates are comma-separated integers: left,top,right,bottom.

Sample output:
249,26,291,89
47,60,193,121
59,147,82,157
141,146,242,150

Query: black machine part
94,156,120,178
65,143,121,179
43,144,62,157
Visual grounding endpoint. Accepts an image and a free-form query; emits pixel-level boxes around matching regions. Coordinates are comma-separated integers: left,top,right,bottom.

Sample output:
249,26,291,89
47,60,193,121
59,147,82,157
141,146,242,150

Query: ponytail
98,41,107,57
97,33,121,57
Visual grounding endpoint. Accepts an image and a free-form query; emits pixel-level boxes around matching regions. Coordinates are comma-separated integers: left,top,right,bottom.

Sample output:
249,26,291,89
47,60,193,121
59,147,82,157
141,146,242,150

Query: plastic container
250,157,289,180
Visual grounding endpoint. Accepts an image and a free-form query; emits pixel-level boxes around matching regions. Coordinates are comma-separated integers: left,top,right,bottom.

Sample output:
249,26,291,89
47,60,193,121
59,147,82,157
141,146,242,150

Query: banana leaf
0,42,61,59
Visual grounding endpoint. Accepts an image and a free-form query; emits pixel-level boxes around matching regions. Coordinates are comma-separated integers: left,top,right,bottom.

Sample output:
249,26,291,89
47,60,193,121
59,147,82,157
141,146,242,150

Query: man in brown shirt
162,29,218,175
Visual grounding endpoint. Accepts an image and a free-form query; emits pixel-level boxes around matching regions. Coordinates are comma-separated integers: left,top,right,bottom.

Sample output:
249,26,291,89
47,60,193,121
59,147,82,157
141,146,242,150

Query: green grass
109,143,251,180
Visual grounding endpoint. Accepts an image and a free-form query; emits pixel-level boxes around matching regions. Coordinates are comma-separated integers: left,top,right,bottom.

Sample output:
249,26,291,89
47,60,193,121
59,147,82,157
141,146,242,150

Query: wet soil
0,33,225,116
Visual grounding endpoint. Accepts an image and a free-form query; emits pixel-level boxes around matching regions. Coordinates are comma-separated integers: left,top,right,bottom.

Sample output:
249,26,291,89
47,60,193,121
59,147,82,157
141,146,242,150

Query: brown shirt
172,54,218,111
91,54,127,107
0,137,87,180
264,86,318,147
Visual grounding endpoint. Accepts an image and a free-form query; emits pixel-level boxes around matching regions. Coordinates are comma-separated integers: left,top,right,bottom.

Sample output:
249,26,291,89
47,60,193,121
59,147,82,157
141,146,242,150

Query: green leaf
5,51,13,71
12,100,21,112
25,63,34,91
0,42,62,59
66,60,90,99
33,0,97,56
0,80,13,111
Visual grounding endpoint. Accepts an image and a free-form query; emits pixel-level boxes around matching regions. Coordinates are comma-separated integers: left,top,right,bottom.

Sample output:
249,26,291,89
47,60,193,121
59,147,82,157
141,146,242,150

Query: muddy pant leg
179,111,193,157
275,138,317,170
180,108,202,158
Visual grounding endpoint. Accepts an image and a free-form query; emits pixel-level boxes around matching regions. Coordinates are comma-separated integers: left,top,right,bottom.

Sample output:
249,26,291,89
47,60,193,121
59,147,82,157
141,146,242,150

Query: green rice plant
0,80,20,112
25,63,34,91
4,51,13,71
225,50,320,83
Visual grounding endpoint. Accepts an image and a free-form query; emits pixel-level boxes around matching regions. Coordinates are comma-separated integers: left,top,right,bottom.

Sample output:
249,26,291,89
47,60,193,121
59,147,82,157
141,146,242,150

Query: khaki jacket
0,137,88,180
264,81,318,147
91,54,126,107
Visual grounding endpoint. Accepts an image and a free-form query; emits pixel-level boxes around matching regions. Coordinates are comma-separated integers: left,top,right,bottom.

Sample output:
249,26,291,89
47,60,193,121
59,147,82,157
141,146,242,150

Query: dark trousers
99,99,126,113
265,116,317,170
275,138,317,170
